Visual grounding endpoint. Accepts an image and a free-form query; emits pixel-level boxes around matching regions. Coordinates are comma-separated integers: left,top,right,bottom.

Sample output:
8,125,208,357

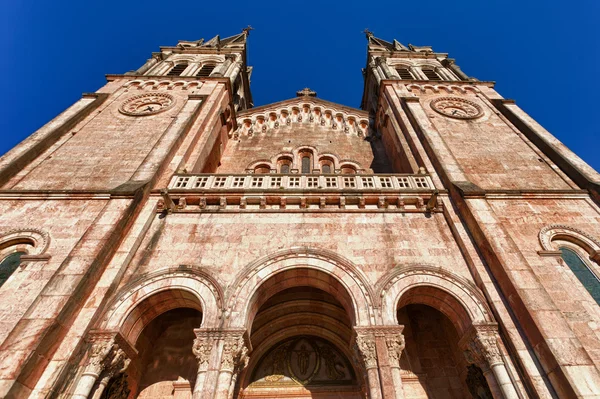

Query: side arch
224,247,376,329
539,224,600,254
0,228,50,256
377,265,494,335
100,267,223,344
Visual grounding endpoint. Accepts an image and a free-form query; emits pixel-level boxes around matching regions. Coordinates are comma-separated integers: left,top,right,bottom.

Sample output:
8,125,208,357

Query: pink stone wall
218,124,375,173
417,93,574,190
8,84,201,191
119,210,473,290
0,199,109,346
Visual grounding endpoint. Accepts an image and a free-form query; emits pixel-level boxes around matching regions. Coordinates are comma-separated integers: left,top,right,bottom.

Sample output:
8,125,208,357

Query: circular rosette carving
119,93,175,116
430,97,483,120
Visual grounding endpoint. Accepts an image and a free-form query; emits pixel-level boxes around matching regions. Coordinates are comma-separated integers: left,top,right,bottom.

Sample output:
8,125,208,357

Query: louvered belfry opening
396,67,413,80
422,67,442,81
167,63,188,76
196,64,216,77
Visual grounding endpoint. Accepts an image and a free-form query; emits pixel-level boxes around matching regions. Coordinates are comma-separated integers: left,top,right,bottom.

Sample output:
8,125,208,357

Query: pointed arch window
422,67,441,81
196,64,216,77
559,246,600,305
167,63,188,77
0,252,24,288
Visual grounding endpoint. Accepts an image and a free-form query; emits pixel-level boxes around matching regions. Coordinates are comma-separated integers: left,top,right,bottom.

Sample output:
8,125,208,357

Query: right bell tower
361,30,600,398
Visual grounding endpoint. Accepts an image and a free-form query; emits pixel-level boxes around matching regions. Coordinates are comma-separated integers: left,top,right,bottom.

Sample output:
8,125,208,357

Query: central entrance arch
229,253,371,399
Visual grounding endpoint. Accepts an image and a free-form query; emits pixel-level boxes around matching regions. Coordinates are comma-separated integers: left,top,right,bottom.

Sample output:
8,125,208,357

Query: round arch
377,265,493,335
239,327,365,393
101,267,223,344
224,248,375,329
539,224,600,254
0,228,50,256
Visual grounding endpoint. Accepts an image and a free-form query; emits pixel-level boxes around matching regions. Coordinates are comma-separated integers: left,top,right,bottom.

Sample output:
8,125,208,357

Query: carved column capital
221,334,247,372
385,334,405,364
85,331,136,376
354,333,378,370
193,335,214,368
461,325,503,369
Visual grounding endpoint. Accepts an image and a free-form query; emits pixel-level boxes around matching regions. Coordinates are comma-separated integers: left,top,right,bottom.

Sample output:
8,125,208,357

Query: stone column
192,333,214,399
443,59,470,80
73,338,130,399
409,66,426,80
132,56,159,75
385,333,406,399
91,357,131,399
462,326,519,399
212,55,234,78
354,333,382,399
214,332,247,399
227,60,243,85
376,57,398,80
185,62,202,77
369,59,383,85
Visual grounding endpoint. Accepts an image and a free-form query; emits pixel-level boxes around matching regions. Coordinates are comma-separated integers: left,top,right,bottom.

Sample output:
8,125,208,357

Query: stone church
1,28,600,399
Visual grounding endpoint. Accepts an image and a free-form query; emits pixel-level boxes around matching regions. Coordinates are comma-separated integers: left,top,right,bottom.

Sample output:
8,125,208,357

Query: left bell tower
0,29,252,398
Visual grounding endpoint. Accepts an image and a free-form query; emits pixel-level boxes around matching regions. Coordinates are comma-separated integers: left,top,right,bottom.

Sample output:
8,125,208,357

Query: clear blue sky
1,1,598,171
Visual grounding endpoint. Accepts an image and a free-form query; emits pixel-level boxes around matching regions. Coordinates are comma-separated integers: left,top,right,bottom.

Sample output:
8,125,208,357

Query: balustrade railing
169,173,434,192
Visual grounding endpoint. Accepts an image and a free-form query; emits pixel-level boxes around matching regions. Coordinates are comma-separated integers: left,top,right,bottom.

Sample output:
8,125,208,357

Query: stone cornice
382,79,495,87
105,74,232,83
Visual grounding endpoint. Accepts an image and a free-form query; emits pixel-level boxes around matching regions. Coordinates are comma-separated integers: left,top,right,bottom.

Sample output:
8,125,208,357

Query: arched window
322,164,331,174
301,157,311,174
167,63,188,77
280,164,290,174
421,67,441,81
196,64,216,77
396,67,414,80
340,165,357,174
0,252,24,288
559,246,600,305
254,164,271,174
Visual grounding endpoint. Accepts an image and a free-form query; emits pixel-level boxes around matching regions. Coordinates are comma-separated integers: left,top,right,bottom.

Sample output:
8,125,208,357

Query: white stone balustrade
169,173,434,192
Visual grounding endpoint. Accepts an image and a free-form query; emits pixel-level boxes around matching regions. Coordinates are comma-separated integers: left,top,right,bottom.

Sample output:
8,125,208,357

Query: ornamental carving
385,335,405,364
119,93,175,116
430,97,483,120
220,335,246,372
250,336,354,387
464,330,503,369
193,336,213,367
85,338,130,377
354,335,377,369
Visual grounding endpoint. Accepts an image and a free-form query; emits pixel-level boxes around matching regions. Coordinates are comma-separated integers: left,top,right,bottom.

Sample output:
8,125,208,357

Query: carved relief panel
248,336,356,388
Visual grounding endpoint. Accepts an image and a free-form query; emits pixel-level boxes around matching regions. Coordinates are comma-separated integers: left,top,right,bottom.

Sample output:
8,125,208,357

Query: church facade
1,29,600,399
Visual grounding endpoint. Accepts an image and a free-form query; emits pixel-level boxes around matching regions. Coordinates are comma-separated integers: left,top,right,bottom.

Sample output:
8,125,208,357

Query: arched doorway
238,269,366,399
